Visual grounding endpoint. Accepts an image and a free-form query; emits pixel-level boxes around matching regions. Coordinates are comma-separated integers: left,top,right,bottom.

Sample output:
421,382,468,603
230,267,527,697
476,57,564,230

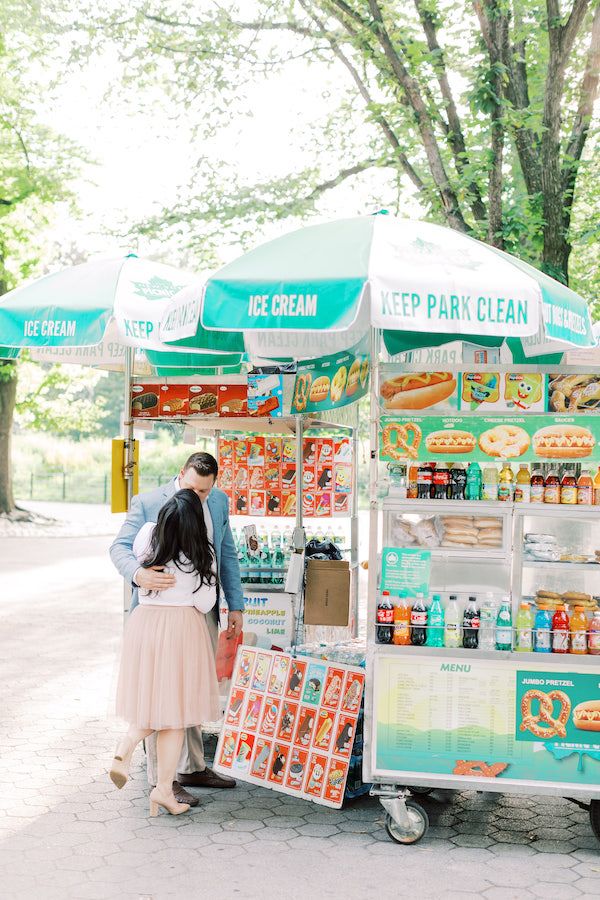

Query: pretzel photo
293,373,312,412
453,760,508,778
520,689,571,739
381,422,422,460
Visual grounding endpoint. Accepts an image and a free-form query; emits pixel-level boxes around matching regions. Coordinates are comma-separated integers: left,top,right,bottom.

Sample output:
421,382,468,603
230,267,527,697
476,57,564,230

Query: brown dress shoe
173,781,199,807
177,768,237,789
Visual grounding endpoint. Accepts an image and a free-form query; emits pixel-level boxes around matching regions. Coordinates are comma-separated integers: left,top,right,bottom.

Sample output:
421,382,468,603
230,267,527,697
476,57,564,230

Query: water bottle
479,593,497,651
271,526,282,549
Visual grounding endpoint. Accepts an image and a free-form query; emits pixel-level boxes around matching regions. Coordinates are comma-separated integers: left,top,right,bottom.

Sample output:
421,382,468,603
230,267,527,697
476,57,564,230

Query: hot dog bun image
573,700,600,732
533,424,595,458
380,372,456,410
309,376,330,403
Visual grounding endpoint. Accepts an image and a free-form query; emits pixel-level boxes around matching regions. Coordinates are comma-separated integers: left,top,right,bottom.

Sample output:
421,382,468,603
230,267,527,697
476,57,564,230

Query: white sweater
133,522,216,613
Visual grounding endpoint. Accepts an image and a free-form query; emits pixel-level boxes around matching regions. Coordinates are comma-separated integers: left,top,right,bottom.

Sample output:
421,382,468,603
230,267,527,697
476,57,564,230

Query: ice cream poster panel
291,338,369,414
214,647,365,807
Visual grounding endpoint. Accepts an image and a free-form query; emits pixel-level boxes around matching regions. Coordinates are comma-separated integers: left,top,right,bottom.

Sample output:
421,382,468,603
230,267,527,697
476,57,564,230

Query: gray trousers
146,610,219,786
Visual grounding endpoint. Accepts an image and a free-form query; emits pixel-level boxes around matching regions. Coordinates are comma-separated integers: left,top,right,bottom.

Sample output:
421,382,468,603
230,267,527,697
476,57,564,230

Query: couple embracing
109,452,244,816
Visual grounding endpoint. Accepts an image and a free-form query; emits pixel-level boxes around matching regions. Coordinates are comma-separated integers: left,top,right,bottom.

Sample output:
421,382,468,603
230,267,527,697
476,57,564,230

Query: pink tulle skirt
115,605,220,730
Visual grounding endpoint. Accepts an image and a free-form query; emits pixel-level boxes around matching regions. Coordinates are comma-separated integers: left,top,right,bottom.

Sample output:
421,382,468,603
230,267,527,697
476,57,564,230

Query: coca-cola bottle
410,594,428,646
376,590,394,644
417,464,434,499
462,596,480,649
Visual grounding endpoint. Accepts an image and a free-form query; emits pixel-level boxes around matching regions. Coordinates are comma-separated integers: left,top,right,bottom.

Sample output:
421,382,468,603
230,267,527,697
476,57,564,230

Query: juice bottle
407,465,419,499
589,611,600,655
495,598,513,651
560,467,577,504
482,467,499,501
444,595,461,648
514,464,531,503
552,605,569,653
570,606,588,654
426,594,445,647
393,593,411,646
531,468,545,503
593,466,600,505
534,605,552,653
465,463,482,501
498,464,514,502
515,601,533,651
544,470,560,504
577,469,593,505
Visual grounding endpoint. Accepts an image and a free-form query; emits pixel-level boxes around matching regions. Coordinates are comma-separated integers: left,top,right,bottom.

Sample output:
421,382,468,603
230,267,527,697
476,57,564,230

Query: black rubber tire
409,786,434,796
590,800,600,843
385,800,429,844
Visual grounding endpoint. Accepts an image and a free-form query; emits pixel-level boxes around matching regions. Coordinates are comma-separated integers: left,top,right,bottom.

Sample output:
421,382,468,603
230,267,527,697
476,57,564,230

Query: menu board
131,378,283,419
219,436,353,517
373,654,600,788
379,414,600,463
215,647,365,808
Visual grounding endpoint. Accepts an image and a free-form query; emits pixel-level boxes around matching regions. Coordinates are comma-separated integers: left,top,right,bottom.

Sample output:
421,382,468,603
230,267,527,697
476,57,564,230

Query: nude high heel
149,787,190,817
109,738,135,789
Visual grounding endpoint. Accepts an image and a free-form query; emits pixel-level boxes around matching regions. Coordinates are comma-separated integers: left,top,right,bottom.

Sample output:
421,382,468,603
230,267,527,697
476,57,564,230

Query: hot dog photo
380,372,457,411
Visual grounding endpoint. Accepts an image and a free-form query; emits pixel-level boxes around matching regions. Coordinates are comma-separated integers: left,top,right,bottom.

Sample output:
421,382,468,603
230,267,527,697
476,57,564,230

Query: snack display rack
364,338,600,845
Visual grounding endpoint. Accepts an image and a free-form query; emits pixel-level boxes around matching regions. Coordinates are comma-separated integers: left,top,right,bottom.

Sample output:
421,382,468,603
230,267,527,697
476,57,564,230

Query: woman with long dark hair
109,489,219,816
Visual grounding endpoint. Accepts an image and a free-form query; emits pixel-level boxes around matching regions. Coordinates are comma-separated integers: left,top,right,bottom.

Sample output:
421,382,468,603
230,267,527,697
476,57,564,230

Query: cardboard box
304,560,350,626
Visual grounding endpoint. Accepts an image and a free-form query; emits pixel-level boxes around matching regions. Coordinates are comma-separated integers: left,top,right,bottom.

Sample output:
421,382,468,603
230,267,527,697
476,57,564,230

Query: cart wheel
410,786,434,796
590,800,600,843
385,800,429,844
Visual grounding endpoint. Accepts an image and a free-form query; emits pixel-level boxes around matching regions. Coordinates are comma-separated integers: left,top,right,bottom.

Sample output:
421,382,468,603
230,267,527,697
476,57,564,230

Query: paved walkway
1,533,599,899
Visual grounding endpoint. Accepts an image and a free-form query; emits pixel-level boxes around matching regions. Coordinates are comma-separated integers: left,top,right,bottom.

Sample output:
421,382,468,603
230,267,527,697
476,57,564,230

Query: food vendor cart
167,214,600,839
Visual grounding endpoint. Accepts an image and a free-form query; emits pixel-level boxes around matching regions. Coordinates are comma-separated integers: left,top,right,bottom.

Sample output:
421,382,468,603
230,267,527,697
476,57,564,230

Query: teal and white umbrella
0,256,245,373
166,216,595,362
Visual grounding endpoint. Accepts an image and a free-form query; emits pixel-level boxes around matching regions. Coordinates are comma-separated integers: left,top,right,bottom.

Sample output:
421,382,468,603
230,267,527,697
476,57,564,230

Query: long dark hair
142,489,216,590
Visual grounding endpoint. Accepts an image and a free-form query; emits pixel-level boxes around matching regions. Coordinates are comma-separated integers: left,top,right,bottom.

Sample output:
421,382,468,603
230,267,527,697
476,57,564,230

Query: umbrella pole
123,346,135,510
350,404,360,638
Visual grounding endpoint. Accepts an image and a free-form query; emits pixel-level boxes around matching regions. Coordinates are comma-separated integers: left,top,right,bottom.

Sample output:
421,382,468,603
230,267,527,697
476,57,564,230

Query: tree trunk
0,362,17,515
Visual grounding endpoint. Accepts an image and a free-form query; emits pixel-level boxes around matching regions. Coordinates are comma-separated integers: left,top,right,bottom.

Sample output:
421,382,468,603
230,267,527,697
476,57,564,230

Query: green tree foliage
0,5,83,514
85,0,599,291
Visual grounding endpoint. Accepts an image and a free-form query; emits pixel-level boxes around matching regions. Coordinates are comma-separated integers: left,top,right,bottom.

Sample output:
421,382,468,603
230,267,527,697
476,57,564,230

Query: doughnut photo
479,424,530,458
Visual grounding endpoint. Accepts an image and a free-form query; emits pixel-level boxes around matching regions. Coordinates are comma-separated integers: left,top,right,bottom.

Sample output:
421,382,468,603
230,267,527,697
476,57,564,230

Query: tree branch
304,158,395,201
363,0,471,231
414,0,486,222
145,12,321,40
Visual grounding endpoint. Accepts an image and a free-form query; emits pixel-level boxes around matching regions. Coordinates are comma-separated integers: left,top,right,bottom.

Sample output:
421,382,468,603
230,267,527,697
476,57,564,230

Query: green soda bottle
495,598,513,651
426,594,445,647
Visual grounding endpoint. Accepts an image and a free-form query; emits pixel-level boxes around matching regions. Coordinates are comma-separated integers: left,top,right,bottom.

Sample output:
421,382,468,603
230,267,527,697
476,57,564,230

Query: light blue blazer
109,479,244,618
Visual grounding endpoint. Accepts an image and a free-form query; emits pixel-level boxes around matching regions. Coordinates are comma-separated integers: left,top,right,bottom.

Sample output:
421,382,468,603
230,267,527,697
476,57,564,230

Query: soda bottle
588,611,600,655
560,467,577,504
514,465,531,503
552,605,569,653
482,467,499,502
577,470,593,505
393,593,411,646
479,593,497,650
465,463,482,501
417,464,434,499
450,464,466,500
432,468,450,500
534,605,552,653
426,595,445,647
495,598,513,651
407,465,419,499
410,594,428,646
570,606,588,654
444,595,461,648
515,601,533,651
462,596,480,649
544,470,560,504
498,464,514,502
530,468,545,503
594,466,600,505
376,590,394,644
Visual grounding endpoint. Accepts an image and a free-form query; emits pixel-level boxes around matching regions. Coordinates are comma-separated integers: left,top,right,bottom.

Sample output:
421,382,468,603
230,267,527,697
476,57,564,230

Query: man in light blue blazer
110,451,244,804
